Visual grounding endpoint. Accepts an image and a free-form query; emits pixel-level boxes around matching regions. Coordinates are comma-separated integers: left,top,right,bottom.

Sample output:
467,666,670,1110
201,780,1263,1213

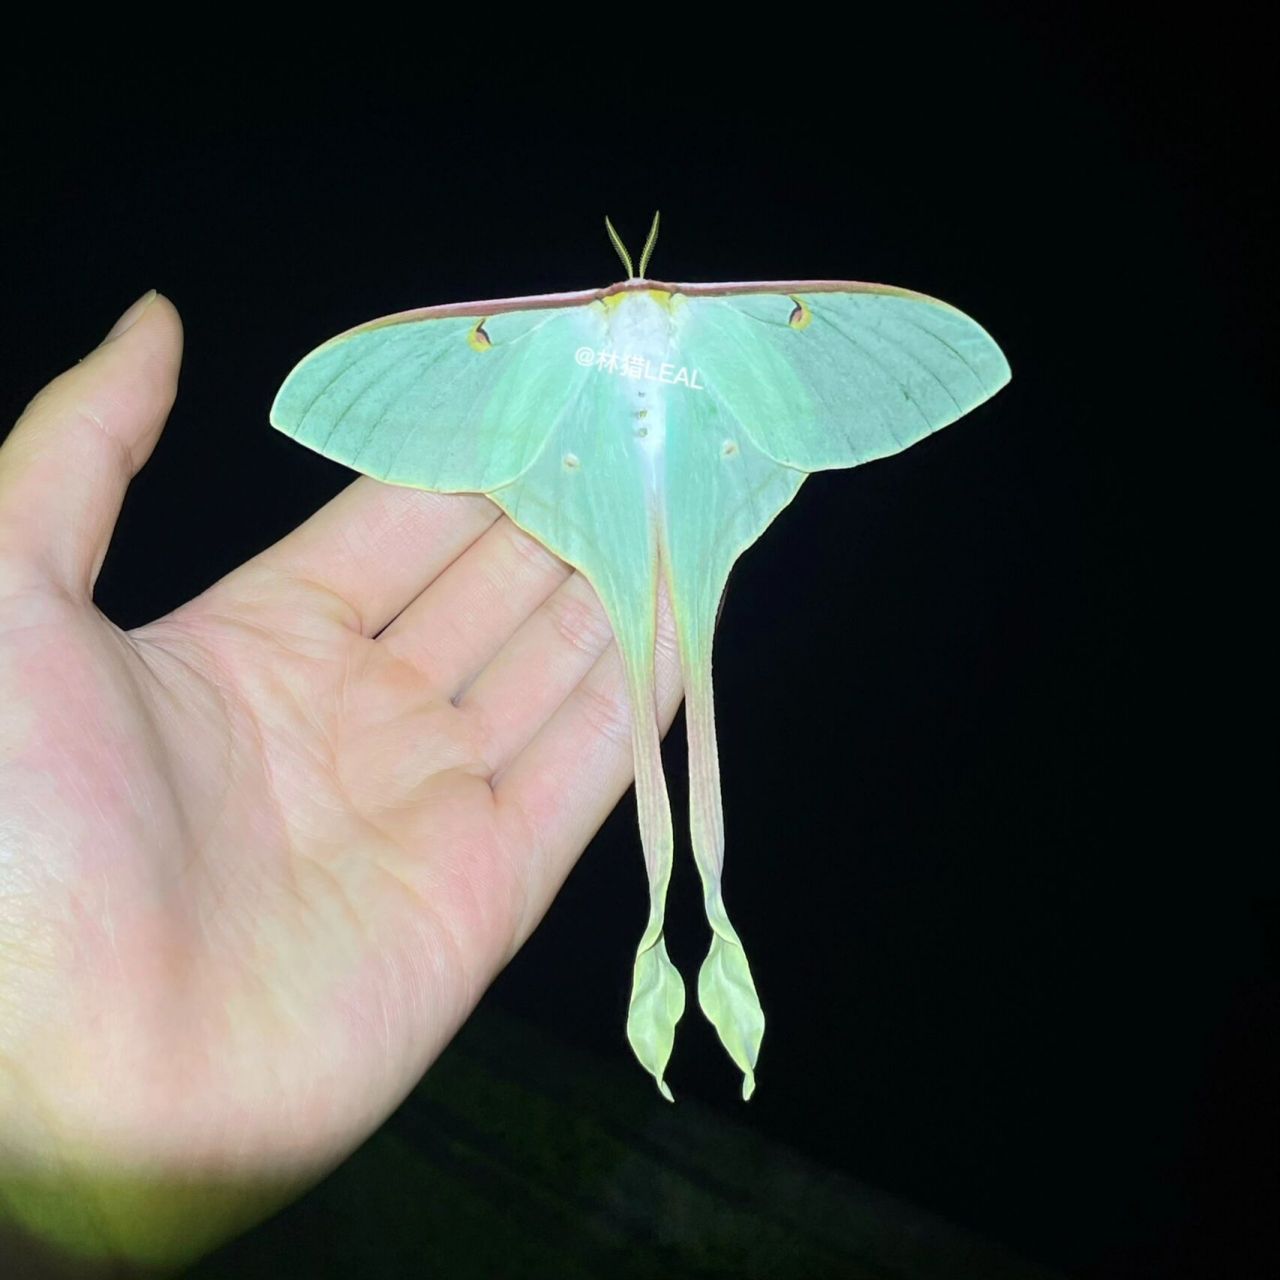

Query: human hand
0,293,682,1275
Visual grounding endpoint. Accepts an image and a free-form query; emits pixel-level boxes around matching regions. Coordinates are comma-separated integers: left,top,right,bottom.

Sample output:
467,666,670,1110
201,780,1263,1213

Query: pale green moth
270,213,1011,1102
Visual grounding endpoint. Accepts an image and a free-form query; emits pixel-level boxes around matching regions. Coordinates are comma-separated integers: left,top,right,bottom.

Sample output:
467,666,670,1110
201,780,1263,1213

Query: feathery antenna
637,210,660,278
604,212,662,280
604,215,634,279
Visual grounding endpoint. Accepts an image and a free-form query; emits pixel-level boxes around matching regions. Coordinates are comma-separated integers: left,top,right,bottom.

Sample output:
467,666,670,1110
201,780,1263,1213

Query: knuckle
502,522,560,574
65,400,135,476
542,580,613,657
575,675,634,750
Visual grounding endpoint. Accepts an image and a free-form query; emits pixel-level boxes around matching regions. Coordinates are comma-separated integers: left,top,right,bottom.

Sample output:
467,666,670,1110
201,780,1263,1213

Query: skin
0,292,682,1276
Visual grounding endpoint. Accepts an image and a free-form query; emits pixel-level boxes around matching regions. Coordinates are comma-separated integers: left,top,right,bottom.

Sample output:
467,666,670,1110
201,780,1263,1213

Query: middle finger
377,514,572,695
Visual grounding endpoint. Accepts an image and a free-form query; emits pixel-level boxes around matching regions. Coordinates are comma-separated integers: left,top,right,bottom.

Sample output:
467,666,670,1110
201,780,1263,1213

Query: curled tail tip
741,1071,756,1102
627,939,686,1106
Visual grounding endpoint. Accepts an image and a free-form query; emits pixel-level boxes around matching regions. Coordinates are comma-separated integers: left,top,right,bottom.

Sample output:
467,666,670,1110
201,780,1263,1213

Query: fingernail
103,289,158,343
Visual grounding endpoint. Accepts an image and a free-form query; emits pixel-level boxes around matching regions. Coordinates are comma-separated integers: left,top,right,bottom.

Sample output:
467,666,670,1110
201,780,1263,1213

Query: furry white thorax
607,290,672,480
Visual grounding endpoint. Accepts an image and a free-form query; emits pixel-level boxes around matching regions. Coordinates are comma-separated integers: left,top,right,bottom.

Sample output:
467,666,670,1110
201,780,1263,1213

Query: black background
2,11,1272,1279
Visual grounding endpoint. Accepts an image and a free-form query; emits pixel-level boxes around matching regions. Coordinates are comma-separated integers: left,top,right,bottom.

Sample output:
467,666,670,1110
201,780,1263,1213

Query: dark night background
2,11,1272,1280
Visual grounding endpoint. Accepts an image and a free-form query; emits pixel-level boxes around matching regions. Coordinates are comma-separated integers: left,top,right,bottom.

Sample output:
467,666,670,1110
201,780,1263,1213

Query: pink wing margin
335,277,956,338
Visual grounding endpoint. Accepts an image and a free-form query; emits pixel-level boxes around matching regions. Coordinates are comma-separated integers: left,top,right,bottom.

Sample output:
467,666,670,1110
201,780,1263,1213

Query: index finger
198,477,502,635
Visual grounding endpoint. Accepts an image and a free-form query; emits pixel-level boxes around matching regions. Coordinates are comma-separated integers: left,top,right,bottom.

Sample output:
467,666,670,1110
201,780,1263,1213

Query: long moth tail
673,574,764,1101
602,578,686,1102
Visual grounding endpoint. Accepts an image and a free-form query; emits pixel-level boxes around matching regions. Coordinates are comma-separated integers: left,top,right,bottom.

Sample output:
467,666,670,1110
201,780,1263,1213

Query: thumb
0,290,184,597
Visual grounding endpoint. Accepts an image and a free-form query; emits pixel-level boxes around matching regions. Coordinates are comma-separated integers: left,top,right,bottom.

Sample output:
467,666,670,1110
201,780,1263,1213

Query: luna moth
270,212,1011,1102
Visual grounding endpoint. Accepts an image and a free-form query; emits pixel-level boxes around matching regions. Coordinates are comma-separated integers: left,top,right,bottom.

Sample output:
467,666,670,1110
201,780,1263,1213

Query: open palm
0,293,681,1272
